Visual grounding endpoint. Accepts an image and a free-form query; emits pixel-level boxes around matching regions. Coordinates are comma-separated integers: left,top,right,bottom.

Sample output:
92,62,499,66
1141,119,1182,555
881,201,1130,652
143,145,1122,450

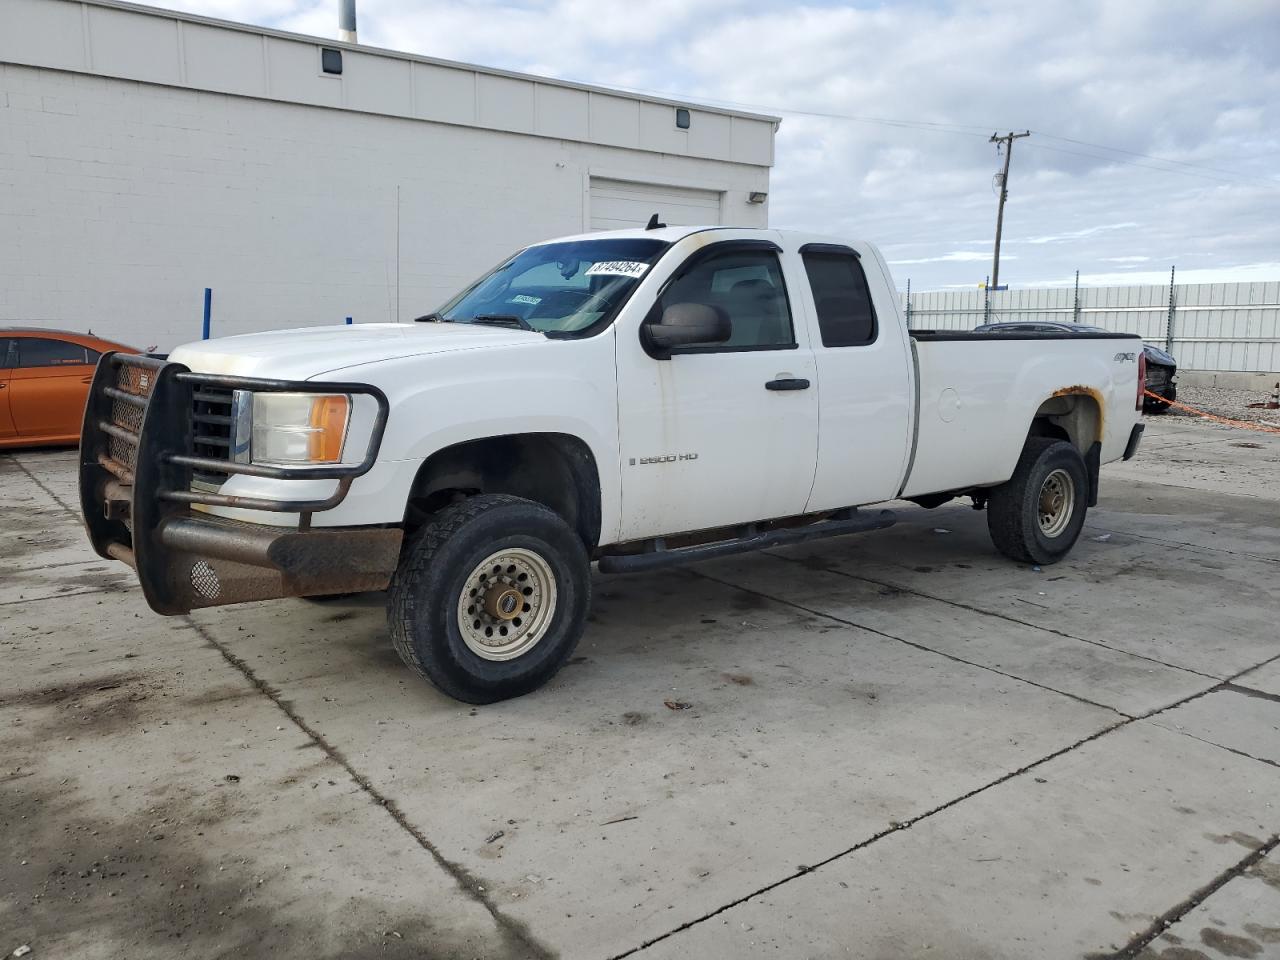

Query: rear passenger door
9,336,98,441
795,243,914,511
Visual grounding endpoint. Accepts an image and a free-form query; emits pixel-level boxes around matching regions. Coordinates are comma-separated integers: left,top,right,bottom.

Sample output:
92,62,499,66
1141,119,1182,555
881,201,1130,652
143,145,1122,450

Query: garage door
589,178,722,231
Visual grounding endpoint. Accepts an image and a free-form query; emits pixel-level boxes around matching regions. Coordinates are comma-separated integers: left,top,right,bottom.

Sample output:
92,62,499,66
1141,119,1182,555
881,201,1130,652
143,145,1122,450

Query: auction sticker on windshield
585,261,650,278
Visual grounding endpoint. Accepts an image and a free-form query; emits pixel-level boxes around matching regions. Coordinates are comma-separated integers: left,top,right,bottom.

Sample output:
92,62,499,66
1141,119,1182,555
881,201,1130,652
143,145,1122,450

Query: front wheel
986,438,1089,565
388,494,591,704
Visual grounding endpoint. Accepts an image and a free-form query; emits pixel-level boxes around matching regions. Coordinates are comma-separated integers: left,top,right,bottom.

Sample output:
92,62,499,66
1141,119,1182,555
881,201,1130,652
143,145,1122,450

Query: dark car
973,321,1177,412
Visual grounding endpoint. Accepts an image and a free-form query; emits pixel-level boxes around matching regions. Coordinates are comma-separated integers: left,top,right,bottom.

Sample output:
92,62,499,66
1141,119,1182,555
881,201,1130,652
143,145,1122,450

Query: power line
1030,131,1280,183
1020,140,1275,187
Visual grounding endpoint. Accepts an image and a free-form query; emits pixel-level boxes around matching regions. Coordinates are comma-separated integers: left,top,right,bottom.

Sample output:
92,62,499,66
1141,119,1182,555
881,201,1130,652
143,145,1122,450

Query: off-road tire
986,438,1089,565
388,494,590,704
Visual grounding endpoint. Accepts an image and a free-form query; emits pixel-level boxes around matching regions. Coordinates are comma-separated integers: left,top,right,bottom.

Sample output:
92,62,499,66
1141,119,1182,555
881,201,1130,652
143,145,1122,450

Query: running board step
597,508,897,574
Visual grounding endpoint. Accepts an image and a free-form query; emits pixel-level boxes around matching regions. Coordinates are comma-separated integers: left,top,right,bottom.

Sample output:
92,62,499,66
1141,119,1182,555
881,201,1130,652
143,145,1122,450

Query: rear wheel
987,438,1089,565
388,494,590,703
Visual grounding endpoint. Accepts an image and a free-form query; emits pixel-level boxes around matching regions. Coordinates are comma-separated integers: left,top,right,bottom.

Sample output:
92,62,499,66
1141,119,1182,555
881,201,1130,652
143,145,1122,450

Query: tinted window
802,253,877,347
1,339,16,369
16,338,90,367
662,248,794,349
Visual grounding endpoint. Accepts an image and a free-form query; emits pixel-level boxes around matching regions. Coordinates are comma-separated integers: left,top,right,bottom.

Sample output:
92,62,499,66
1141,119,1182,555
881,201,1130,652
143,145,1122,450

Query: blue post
202,287,212,340
345,316,353,325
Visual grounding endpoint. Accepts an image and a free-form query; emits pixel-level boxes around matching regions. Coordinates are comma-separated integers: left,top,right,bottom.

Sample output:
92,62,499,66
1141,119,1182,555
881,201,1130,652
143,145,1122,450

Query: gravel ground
1160,381,1280,426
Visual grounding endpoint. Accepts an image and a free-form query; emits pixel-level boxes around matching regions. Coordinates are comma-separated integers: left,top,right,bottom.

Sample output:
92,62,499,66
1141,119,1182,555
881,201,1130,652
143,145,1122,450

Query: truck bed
910,330,1140,342
900,332,1142,499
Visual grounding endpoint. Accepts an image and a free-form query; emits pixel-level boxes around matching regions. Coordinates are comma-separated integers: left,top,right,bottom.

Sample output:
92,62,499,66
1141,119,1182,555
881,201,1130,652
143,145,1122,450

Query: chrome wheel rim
1037,468,1075,538
456,548,557,661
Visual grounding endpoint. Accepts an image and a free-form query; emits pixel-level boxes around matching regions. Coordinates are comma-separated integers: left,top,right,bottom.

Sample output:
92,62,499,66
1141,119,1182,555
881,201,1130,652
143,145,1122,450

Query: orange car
1,328,140,449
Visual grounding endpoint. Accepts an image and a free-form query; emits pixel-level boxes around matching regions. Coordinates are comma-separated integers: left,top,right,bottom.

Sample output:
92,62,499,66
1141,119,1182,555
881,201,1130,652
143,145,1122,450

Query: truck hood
168,322,541,380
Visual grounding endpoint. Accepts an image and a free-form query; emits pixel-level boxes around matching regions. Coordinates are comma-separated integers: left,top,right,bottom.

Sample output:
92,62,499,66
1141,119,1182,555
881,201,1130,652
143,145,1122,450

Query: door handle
765,378,810,391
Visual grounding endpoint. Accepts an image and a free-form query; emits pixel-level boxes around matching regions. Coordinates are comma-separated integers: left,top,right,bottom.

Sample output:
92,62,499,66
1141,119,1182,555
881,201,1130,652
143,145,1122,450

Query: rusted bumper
127,514,401,612
79,352,401,614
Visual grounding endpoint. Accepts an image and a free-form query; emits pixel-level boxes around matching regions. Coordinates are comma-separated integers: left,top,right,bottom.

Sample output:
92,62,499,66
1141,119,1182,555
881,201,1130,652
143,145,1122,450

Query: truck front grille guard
80,352,390,610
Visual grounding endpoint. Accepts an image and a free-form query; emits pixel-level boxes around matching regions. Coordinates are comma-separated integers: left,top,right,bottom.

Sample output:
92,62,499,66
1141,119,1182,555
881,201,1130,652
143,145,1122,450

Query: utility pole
989,131,1029,289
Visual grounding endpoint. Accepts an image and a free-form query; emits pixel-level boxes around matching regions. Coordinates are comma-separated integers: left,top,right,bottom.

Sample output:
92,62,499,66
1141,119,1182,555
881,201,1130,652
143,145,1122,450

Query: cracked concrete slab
765,493,1278,678
632,722,1280,960
1236,661,1280,700
1149,686,1280,767
1144,849,1280,959
190,570,1116,959
0,557,133,605
696,551,1213,716
3,416,1278,959
0,593,528,960
1106,419,1280,503
1082,482,1280,564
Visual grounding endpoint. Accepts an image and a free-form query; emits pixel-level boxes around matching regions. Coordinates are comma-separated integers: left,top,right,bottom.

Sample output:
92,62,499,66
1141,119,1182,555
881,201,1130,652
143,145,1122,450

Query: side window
85,348,102,365
662,248,794,349
1,339,17,369
801,252,877,347
15,338,90,367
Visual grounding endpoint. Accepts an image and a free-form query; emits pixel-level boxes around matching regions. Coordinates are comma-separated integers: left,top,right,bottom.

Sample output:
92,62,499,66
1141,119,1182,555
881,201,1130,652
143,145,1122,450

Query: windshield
436,238,669,336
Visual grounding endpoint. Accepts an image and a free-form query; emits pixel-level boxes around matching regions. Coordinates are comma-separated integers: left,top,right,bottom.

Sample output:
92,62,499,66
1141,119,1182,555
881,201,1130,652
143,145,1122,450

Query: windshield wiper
469,314,535,331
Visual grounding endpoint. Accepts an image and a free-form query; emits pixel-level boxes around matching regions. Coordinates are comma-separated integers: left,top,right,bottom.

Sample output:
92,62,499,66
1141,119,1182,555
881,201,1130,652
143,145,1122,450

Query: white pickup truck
81,226,1146,702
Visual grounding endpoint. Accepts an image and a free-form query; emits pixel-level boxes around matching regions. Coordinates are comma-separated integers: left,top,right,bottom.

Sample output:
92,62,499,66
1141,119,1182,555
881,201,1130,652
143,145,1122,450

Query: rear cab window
800,246,877,347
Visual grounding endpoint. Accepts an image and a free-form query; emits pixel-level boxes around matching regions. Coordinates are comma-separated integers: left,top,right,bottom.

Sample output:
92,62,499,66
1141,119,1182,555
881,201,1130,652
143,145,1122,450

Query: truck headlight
233,391,351,466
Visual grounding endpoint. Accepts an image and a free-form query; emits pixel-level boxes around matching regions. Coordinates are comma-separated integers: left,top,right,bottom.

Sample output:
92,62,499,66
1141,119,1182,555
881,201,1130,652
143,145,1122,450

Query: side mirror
645,303,731,358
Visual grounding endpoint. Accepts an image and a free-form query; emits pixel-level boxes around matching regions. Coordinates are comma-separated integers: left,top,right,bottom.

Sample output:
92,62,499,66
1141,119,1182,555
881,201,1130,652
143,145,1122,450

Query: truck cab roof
535,225,857,249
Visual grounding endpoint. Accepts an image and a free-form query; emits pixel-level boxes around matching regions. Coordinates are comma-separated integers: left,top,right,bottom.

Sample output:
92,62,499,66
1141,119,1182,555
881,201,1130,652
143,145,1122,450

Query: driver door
615,240,818,541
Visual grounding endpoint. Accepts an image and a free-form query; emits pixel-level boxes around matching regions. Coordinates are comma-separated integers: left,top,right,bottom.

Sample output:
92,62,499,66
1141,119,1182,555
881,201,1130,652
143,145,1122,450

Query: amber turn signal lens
308,395,350,463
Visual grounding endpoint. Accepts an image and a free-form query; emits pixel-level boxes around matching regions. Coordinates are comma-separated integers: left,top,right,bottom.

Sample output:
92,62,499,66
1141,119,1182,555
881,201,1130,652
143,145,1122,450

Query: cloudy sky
156,0,1278,290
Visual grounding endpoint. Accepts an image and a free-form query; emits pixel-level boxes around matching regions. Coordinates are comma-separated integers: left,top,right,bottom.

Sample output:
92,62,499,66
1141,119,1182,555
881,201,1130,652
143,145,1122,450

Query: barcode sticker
585,261,649,278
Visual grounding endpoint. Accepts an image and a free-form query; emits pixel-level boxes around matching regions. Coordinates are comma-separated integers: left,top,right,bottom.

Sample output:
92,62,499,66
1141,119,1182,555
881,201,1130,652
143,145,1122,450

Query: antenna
645,213,666,231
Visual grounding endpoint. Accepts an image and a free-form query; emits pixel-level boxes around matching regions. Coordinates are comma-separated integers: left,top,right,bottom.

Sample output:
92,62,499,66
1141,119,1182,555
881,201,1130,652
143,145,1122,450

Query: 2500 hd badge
631,453,699,465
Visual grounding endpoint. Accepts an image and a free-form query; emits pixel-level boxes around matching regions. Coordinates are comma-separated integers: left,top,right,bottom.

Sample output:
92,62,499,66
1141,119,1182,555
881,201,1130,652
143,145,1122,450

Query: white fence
904,281,1280,373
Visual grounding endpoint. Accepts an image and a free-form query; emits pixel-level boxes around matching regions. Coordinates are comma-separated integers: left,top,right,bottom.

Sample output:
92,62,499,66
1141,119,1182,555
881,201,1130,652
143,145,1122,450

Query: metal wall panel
903,281,1280,372
0,61,769,350
588,178,723,231
1,0,778,166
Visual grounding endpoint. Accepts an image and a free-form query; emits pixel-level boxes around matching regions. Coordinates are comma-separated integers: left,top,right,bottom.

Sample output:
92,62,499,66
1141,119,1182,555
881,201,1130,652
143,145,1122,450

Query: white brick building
0,0,778,349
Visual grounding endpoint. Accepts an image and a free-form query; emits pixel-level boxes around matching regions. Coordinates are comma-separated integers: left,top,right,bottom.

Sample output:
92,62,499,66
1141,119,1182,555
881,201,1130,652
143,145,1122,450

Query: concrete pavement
2,416,1277,959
